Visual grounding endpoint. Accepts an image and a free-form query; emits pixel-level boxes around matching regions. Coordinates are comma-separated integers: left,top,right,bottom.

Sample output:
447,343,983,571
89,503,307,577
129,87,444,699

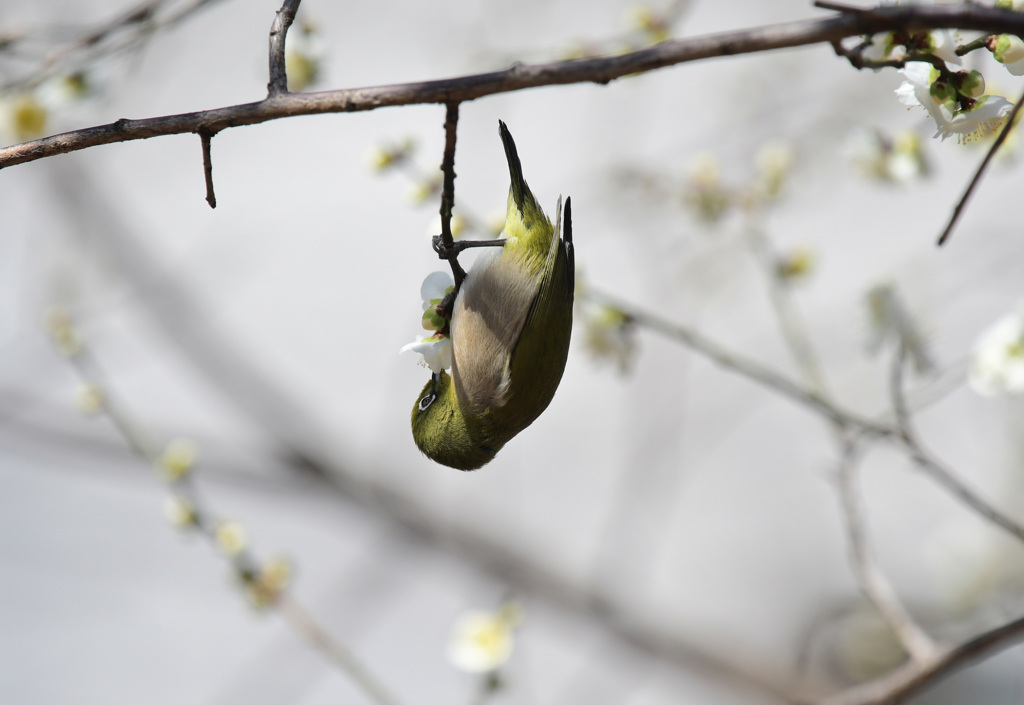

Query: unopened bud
929,78,957,106
956,70,986,98
993,34,1024,65
422,306,447,331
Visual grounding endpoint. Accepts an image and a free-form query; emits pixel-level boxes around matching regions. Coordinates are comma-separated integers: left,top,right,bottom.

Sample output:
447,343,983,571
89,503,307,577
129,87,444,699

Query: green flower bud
929,79,957,106
421,306,447,331
993,34,1024,65
956,70,986,98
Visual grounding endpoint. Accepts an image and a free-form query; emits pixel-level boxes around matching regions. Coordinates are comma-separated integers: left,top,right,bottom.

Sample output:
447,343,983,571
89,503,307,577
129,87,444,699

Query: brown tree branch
268,0,302,96
199,128,216,208
6,4,1024,170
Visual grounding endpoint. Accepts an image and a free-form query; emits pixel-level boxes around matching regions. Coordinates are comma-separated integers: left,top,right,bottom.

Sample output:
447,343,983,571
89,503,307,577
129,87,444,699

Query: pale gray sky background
3,1,1024,703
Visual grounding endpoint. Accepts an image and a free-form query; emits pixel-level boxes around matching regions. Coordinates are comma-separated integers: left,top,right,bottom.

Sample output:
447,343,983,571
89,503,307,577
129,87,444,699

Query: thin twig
278,595,401,705
887,340,1024,544
0,0,225,94
584,289,893,437
8,5,1024,169
435,101,466,287
746,223,830,397
937,87,1024,245
268,0,302,95
813,1,870,13
834,437,937,663
199,128,216,208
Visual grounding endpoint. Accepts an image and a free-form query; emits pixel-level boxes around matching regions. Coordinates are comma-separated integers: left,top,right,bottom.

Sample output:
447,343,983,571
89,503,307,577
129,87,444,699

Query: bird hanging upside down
410,121,575,470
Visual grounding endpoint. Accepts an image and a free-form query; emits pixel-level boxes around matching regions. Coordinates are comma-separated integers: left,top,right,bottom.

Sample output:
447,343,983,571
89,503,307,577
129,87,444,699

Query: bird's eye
418,393,436,412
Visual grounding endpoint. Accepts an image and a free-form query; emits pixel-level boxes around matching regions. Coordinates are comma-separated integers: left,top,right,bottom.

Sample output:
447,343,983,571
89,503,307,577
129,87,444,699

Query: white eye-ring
418,393,436,412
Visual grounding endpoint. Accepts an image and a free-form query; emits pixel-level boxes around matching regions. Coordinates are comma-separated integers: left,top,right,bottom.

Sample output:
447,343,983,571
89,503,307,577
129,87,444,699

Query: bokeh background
4,0,1024,703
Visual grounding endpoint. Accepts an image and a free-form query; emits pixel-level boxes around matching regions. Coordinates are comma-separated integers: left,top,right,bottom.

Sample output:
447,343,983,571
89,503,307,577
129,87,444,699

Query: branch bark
268,0,302,96
6,5,1024,169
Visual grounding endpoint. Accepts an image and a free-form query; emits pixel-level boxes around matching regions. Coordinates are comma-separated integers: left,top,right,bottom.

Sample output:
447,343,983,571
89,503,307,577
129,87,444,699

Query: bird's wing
499,197,574,429
451,248,541,413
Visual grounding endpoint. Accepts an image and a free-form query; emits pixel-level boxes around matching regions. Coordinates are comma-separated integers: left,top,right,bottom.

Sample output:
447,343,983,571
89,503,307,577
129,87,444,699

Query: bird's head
411,371,498,471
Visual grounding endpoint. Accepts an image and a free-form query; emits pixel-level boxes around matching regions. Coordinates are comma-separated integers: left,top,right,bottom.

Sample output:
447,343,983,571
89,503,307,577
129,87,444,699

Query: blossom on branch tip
991,34,1024,76
1,70,103,145
845,128,929,182
42,305,82,357
682,153,731,222
75,383,105,415
968,309,1024,397
446,603,524,673
579,302,638,374
215,521,248,556
401,272,454,373
627,5,670,45
775,246,816,282
365,138,415,172
285,22,324,91
158,438,198,482
245,556,292,608
164,495,197,528
896,62,1014,142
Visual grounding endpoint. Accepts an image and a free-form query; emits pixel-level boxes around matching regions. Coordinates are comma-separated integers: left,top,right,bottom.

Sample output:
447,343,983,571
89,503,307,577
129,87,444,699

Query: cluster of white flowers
853,21,1023,144
400,271,454,373
895,62,1012,142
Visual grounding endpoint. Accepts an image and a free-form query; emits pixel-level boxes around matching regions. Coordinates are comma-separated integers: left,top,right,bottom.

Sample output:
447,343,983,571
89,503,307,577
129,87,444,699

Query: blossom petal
420,271,454,307
968,311,1024,397
400,336,451,373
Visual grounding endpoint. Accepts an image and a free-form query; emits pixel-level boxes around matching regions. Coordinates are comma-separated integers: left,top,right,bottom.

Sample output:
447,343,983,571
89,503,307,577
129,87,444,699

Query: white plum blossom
400,271,454,373
992,34,1024,77
896,62,1014,141
968,310,1024,397
400,336,452,374
446,604,523,673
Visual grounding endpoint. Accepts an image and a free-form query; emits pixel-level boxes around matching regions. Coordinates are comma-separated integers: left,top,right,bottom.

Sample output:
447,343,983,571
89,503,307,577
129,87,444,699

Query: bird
410,120,574,470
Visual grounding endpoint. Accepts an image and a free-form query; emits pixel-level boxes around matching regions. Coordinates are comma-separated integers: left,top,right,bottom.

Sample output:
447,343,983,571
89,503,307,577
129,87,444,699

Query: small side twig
434,101,467,288
813,1,871,13
829,39,949,72
199,129,217,208
888,342,1024,544
937,86,1024,245
268,0,302,96
584,289,892,437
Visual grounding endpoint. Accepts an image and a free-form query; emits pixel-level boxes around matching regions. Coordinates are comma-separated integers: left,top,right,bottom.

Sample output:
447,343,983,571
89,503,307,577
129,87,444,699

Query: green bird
410,121,575,470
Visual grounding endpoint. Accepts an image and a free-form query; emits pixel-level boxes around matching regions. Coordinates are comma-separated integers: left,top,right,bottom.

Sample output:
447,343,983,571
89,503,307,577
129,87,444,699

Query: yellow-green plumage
411,121,574,470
